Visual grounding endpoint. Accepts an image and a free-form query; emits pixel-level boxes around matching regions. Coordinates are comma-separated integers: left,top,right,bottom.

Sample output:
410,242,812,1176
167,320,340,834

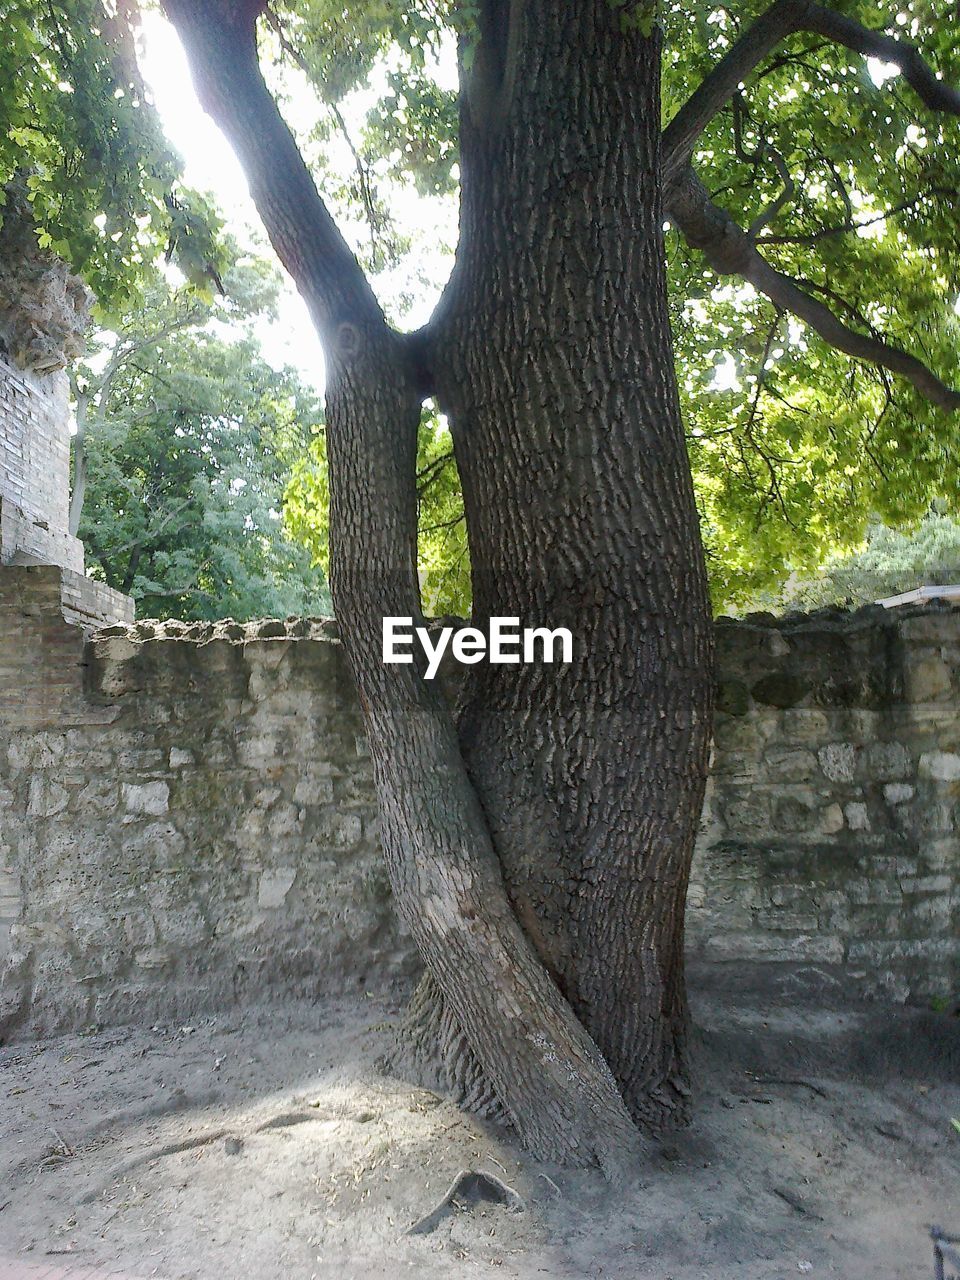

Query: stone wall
688,606,960,1003
0,567,958,1037
0,566,405,1035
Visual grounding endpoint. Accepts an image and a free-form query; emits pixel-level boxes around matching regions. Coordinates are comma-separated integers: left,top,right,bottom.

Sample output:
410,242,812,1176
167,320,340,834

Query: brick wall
0,355,84,573
0,572,957,1037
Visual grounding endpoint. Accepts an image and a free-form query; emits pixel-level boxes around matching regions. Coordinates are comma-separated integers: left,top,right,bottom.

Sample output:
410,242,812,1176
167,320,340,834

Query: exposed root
380,975,648,1181
406,1168,525,1235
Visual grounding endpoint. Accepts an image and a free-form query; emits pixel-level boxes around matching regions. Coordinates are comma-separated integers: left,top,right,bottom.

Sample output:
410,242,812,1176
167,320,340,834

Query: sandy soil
2,975,959,1279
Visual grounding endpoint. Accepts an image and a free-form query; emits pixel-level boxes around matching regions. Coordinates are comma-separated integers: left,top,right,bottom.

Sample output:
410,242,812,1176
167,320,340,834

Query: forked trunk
164,0,712,1167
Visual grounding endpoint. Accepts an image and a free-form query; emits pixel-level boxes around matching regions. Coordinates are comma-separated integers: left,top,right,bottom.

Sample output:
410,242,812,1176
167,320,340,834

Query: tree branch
261,5,386,264
757,190,949,245
663,0,960,187
666,167,960,412
162,0,385,350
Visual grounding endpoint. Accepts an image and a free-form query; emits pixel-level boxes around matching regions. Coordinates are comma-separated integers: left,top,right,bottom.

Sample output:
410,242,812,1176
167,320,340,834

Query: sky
137,12,459,393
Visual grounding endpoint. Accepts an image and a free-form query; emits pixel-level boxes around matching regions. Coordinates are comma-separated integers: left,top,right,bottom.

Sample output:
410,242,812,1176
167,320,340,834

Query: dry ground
1,972,959,1279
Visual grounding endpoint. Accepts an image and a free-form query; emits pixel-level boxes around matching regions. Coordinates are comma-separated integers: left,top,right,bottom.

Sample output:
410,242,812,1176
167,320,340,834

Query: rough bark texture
429,2,714,1130
165,0,649,1172
163,0,713,1162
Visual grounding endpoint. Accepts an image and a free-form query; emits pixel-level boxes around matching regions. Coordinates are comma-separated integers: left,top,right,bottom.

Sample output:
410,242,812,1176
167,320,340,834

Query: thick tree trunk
429,2,714,1130
164,0,712,1164
166,0,645,1172
323,328,644,1173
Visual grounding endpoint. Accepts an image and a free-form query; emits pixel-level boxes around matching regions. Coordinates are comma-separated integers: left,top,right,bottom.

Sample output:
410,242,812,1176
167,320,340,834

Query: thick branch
663,0,960,186
162,0,384,348
667,167,960,412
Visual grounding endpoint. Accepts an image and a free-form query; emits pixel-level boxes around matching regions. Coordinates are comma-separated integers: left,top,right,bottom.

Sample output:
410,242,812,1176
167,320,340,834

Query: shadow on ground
1,973,958,1278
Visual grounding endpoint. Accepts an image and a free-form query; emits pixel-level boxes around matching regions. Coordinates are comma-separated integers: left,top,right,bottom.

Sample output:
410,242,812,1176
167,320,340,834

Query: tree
1,0,226,313
776,506,960,608
73,261,331,619
259,0,960,612
153,0,958,1170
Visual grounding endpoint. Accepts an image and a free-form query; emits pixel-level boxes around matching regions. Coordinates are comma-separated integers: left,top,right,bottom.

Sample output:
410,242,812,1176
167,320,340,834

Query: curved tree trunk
165,0,645,1173
164,0,712,1164
429,2,714,1131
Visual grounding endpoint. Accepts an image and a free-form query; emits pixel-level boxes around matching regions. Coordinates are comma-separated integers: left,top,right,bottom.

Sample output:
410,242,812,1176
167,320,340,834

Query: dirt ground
2,973,959,1279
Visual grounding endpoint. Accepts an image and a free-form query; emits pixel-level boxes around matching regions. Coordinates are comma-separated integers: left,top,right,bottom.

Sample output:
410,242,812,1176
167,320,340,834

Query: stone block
818,742,856,782
122,780,169,815
906,655,953,702
918,751,960,782
258,867,297,908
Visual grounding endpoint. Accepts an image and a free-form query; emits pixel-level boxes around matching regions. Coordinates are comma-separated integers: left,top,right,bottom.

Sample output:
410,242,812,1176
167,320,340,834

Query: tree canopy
261,0,960,610
73,256,331,619
3,0,958,614
1,0,225,311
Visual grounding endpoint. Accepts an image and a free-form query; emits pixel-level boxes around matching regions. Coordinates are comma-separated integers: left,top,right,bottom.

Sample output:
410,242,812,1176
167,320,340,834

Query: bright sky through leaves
137,9,459,389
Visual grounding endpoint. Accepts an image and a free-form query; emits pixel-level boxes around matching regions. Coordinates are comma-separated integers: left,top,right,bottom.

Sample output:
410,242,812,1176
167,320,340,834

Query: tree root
406,1168,524,1235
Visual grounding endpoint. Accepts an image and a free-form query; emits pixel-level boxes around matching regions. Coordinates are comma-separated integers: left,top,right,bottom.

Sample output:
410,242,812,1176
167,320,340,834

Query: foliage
263,0,960,612
10,0,958,613
76,258,331,620
664,0,960,606
0,0,225,310
284,405,471,615
772,506,960,609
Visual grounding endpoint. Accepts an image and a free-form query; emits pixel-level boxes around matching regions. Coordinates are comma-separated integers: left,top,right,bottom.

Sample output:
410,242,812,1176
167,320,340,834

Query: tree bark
429,0,714,1130
165,0,713,1161
165,0,647,1172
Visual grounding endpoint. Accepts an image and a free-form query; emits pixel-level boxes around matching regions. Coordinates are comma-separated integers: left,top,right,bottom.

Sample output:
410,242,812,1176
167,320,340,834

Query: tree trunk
428,2,714,1131
163,0,713,1165
166,0,646,1172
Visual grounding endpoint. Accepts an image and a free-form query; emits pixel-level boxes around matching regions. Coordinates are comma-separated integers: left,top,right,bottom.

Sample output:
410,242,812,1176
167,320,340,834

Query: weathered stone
818,742,857,782
26,776,69,817
122,781,170,816
883,783,914,805
821,803,845,835
865,742,911,781
716,679,750,716
906,656,953,702
918,752,960,782
751,672,808,709
844,802,870,832
773,792,817,833
258,867,297,909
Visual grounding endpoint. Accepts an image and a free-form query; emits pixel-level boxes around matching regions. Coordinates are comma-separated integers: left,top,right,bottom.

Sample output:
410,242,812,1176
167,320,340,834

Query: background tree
1,0,225,310
774,506,960,608
73,258,330,619
154,0,960,1169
